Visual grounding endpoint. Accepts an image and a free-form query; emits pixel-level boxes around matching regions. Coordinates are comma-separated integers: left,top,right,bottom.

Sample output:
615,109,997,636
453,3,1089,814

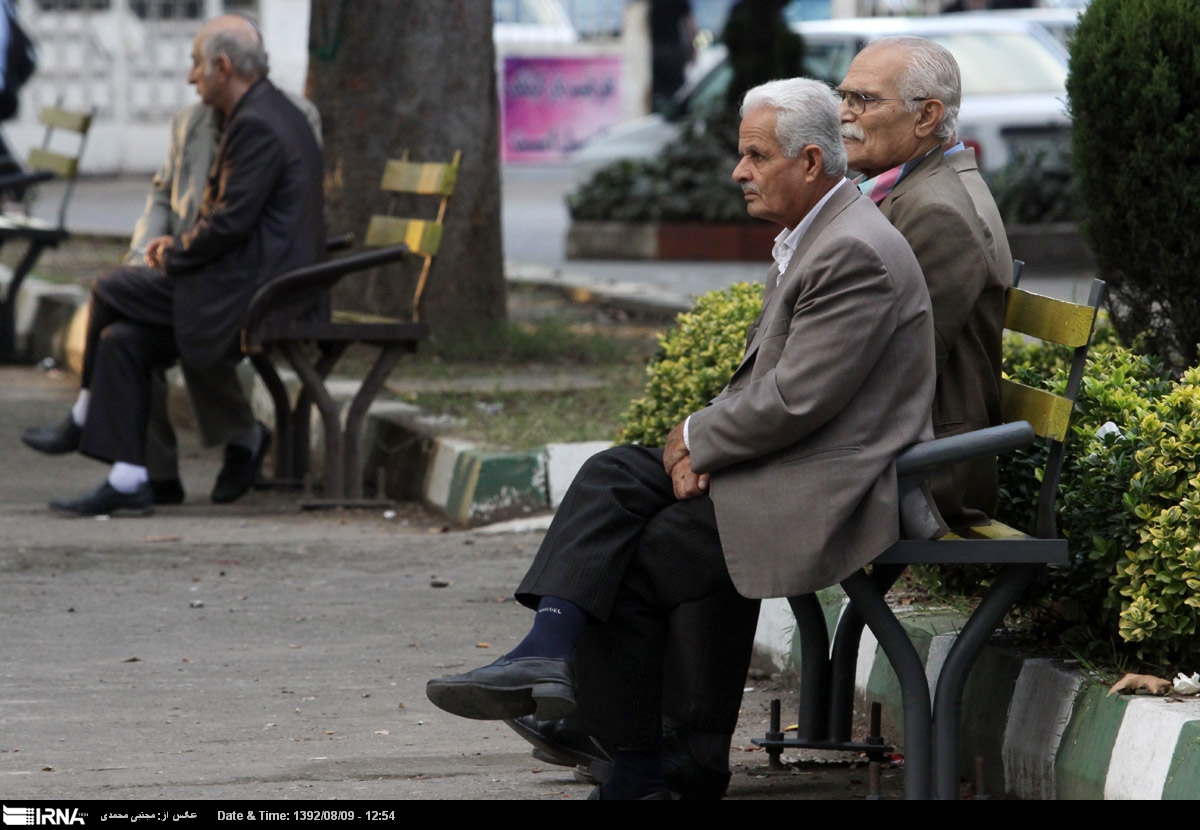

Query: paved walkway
0,366,905,800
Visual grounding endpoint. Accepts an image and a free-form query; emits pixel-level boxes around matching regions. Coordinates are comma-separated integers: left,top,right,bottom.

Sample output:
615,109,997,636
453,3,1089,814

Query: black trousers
79,267,178,467
516,445,759,746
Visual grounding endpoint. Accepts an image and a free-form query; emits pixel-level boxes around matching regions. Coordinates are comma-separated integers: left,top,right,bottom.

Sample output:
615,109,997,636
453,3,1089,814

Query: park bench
242,150,461,507
755,272,1107,800
0,105,94,361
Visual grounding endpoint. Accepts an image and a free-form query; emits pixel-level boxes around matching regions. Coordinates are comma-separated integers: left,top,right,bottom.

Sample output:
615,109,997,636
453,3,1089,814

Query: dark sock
505,596,588,661
599,748,666,800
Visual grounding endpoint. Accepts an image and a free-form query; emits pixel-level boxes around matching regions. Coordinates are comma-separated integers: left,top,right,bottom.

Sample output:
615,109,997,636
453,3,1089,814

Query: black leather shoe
505,715,611,769
426,656,575,721
22,415,82,455
663,746,731,800
211,423,271,504
50,482,154,518
150,478,185,505
576,728,731,800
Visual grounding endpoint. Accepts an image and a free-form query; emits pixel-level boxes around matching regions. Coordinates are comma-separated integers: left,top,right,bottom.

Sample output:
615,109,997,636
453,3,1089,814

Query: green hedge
618,285,1200,668
1068,0,1200,371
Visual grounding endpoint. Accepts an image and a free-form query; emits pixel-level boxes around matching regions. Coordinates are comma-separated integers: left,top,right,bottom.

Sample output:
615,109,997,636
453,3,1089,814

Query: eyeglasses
836,88,930,115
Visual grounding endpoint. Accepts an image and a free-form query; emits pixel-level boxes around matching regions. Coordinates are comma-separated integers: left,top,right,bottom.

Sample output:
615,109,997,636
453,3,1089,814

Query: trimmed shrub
1067,0,1200,371
568,114,751,224
618,282,763,446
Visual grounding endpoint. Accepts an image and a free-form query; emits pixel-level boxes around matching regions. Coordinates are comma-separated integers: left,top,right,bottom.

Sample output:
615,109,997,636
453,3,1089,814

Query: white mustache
841,124,864,141
742,183,761,195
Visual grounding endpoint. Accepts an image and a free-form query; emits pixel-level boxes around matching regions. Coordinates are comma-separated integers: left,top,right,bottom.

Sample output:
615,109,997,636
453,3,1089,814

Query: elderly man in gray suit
426,77,938,800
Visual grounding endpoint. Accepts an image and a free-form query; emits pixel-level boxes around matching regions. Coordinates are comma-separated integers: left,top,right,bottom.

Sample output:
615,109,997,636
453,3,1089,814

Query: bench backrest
1001,272,1106,538
362,150,462,322
30,105,94,227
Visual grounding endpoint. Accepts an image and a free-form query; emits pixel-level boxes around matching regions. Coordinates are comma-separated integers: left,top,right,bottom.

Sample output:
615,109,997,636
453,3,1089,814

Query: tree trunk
307,0,506,340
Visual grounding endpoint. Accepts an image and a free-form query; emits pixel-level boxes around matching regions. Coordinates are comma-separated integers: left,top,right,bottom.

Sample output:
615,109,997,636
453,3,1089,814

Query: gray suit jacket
162,79,325,369
880,149,1010,528
688,183,936,598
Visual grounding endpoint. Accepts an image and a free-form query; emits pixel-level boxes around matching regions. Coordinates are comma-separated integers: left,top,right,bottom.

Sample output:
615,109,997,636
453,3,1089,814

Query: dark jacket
165,78,325,368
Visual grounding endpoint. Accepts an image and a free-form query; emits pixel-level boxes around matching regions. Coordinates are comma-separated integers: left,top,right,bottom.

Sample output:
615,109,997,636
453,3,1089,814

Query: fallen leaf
1108,673,1172,696
476,642,490,649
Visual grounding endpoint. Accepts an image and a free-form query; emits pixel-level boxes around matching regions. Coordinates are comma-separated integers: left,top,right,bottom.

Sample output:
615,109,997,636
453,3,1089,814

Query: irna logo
2,806,86,826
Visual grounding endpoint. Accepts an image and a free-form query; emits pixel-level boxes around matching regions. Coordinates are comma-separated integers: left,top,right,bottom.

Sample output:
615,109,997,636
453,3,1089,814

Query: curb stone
760,593,1200,799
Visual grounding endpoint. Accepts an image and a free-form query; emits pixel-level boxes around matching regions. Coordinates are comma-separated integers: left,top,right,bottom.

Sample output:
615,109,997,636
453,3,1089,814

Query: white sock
71,389,90,427
229,422,263,455
107,462,149,494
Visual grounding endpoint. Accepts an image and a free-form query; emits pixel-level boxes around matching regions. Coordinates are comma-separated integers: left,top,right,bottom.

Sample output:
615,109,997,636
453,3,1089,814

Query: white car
573,15,1071,179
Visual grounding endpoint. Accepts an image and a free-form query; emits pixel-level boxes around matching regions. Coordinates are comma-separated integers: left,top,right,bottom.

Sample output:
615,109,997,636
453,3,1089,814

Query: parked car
493,0,578,46
573,15,1071,179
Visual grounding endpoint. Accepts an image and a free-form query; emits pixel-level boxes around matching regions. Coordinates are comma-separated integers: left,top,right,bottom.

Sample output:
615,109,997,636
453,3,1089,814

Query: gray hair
863,36,960,142
740,78,848,177
202,15,269,79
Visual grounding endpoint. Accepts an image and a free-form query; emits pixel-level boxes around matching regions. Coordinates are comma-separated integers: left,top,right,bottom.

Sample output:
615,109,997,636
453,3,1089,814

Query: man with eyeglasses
838,35,1009,531
502,36,1012,800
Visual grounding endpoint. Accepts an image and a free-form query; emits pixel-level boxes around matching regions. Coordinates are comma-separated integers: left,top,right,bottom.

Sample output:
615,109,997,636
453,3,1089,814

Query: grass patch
394,363,646,448
421,317,658,366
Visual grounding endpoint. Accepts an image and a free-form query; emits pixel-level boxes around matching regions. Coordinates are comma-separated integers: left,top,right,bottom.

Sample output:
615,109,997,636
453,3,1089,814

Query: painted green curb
444,447,548,524
1055,682,1125,800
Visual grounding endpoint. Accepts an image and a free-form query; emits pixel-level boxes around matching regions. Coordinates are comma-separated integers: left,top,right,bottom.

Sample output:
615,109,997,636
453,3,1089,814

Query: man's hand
663,420,690,474
670,454,710,500
144,235,175,269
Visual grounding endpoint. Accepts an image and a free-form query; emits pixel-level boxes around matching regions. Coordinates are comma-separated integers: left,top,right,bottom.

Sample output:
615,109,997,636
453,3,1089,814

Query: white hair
740,78,848,177
863,36,961,142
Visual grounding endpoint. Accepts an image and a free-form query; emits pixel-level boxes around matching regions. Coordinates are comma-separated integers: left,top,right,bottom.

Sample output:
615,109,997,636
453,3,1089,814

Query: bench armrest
0,169,55,192
244,243,412,335
895,421,1036,480
895,421,1036,540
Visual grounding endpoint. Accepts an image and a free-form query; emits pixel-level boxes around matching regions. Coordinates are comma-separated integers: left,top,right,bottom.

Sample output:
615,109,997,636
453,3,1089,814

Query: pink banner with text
502,56,623,163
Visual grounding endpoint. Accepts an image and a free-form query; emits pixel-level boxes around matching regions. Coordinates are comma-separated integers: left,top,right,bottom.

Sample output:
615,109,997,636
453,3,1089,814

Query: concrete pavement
0,365,903,801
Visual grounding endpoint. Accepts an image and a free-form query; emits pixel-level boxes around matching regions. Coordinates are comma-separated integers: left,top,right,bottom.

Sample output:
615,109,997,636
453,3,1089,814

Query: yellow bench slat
28,148,78,179
1005,287,1097,347
379,159,459,196
1001,379,1074,442
364,215,443,256
40,107,93,134
954,521,1031,542
331,309,400,325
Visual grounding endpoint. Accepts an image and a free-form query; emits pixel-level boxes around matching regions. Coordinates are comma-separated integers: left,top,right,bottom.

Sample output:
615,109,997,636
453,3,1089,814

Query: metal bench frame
0,105,94,361
755,275,1107,799
241,151,461,507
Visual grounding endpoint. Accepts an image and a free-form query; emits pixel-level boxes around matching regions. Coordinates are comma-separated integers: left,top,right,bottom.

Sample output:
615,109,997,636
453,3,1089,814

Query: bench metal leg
932,562,1039,800
342,343,406,499
281,340,349,499
788,594,831,742
841,569,932,800
250,353,298,483
829,564,904,743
